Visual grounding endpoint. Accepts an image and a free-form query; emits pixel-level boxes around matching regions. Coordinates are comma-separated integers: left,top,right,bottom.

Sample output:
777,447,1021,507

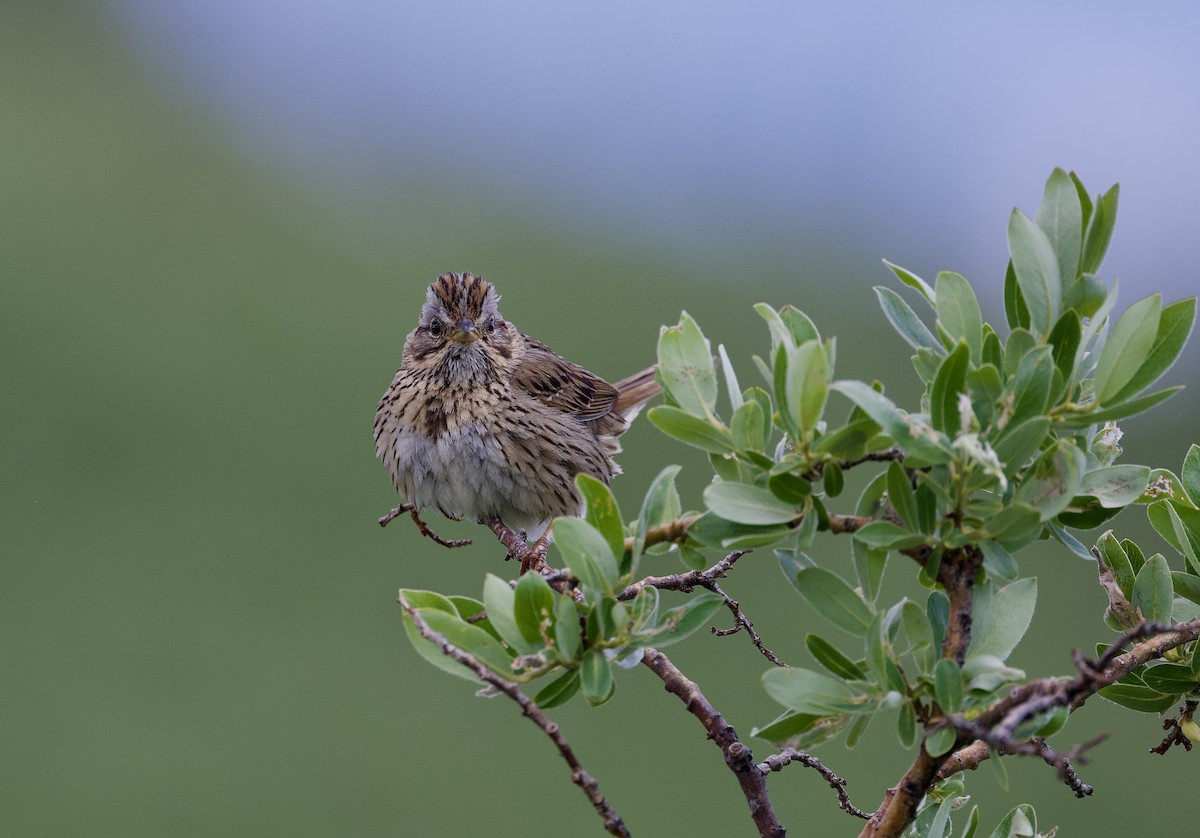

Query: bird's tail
612,366,662,422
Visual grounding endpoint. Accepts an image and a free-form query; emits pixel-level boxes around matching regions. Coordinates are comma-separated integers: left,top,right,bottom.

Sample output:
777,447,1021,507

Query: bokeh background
4,2,1199,835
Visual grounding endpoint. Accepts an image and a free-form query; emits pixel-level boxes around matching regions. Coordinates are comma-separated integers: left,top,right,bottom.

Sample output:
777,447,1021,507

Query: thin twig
398,595,630,838
802,447,905,481
641,647,786,838
758,749,870,819
378,502,472,548
1150,701,1197,755
618,553,786,666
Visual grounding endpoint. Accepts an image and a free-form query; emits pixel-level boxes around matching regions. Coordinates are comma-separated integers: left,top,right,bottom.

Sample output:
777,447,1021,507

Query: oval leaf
704,481,799,525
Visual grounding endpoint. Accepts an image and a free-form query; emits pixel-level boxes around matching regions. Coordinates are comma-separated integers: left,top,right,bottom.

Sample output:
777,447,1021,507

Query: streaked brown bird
374,272,659,569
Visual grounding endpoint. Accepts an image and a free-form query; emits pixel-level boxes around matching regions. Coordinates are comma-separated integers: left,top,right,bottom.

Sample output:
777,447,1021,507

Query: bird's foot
380,503,472,548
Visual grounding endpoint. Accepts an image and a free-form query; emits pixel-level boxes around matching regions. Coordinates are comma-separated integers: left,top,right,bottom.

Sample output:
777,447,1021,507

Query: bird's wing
511,336,619,421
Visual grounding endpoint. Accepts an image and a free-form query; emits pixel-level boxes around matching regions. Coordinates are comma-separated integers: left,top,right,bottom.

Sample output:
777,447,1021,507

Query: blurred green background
4,3,1198,836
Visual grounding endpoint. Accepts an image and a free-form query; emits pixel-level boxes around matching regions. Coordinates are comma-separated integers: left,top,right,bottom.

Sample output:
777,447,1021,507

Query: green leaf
1107,297,1196,405
1003,262,1030,331
1047,309,1082,379
1063,272,1108,318
1147,501,1200,574
929,341,970,435
925,727,957,757
897,703,918,748
1002,328,1037,378
643,593,725,648
581,649,615,706
883,259,936,305
969,578,1037,663
534,669,580,709
1035,167,1083,286
812,417,880,460
752,710,850,750
792,567,875,635
1008,208,1062,335
824,461,845,497
1081,182,1119,275
1071,171,1094,231
987,804,1037,838
852,521,926,551
934,658,963,713
980,540,1019,581
513,571,556,646
1055,385,1183,428
845,712,873,750
762,667,868,715
755,303,794,352
1013,440,1085,521
806,634,867,680
1183,444,1200,508
1132,553,1174,623
482,573,536,654
1095,294,1162,405
554,518,620,597
633,465,682,560
576,474,626,562
656,312,717,418
876,286,943,351
717,344,743,412
554,595,582,661
1079,465,1151,508
684,511,792,550
781,305,821,345
768,471,812,505
403,606,515,682
1141,662,1198,694
730,399,766,452
887,460,919,530
773,342,801,440
626,586,659,633
1097,530,1136,600
704,481,798,525
1098,683,1177,713
901,600,935,672
1008,345,1054,428
647,405,735,454
402,589,459,614
981,503,1041,549
991,416,1051,476
831,380,952,464
935,271,983,362
785,339,830,439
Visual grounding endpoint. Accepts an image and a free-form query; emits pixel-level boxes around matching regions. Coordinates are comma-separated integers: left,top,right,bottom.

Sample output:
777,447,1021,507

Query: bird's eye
486,318,498,334
428,320,444,337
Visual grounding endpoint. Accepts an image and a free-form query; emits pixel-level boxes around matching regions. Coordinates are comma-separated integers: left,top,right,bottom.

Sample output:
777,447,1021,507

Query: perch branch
641,647,786,838
398,596,630,838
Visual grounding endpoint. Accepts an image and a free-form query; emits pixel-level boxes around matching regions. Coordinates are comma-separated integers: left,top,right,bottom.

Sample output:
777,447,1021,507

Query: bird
373,272,659,571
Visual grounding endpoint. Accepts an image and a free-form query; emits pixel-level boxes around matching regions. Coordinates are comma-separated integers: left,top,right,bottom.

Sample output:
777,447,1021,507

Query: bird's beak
449,317,480,344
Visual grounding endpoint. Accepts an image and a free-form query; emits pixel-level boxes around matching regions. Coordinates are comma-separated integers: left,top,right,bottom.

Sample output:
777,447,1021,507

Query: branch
618,552,787,666
934,619,1200,791
398,596,630,838
641,647,786,838
379,502,472,548
859,546,981,838
802,447,905,480
758,749,870,820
